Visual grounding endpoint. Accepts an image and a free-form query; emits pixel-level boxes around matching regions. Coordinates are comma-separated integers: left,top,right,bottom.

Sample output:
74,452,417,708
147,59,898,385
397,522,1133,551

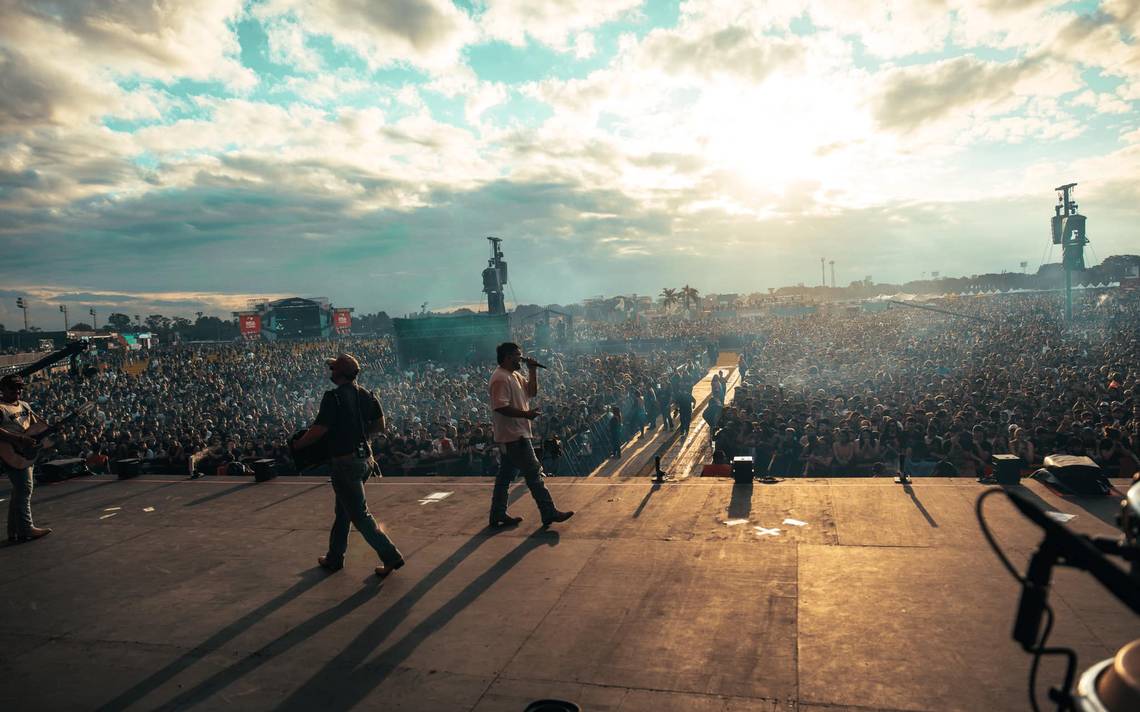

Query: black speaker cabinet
251,458,277,482
732,456,754,484
116,458,142,479
992,454,1023,485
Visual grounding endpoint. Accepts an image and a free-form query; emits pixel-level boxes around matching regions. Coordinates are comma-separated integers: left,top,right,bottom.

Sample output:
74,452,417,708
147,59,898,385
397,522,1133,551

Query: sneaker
541,510,574,528
489,514,523,528
317,555,343,572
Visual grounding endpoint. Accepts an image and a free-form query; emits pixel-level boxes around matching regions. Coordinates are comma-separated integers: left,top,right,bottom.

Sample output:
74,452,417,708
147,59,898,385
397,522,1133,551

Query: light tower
15,297,28,330
59,304,69,330
89,307,97,329
482,237,508,315
820,257,825,287
829,260,835,289
1050,183,1088,323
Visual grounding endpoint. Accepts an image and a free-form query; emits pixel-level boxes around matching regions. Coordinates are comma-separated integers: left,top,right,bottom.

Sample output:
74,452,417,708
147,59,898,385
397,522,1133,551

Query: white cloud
258,0,476,71
264,18,324,73
479,0,642,51
574,33,597,60
2,0,254,87
806,0,952,58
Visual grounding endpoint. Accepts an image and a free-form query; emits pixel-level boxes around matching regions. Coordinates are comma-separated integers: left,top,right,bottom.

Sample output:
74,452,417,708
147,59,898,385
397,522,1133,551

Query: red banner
333,309,352,335
239,313,261,340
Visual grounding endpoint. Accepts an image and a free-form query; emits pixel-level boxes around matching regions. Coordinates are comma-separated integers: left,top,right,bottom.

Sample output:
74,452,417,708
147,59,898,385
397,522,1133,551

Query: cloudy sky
1,0,1137,327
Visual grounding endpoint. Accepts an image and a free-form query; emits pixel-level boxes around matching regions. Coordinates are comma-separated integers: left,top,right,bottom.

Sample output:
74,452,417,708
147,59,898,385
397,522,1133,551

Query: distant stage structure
234,297,353,341
393,237,513,366
1050,182,1089,323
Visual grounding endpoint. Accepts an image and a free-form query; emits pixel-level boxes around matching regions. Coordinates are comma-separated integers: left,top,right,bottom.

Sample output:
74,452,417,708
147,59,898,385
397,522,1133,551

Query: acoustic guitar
289,428,331,472
0,401,95,469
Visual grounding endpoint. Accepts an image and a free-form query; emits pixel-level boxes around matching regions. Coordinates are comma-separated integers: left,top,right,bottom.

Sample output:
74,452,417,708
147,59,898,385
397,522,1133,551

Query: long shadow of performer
273,529,561,711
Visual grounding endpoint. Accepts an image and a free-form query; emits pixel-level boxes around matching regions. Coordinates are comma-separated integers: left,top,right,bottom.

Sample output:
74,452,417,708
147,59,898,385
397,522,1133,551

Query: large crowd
713,292,1140,479
13,289,1140,480
23,336,709,477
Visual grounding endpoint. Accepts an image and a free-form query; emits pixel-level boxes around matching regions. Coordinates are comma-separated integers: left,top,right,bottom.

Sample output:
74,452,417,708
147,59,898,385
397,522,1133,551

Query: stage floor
1,474,1135,711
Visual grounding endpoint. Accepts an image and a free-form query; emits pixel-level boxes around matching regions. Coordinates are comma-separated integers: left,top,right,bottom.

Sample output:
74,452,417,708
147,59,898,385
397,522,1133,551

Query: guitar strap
356,386,381,479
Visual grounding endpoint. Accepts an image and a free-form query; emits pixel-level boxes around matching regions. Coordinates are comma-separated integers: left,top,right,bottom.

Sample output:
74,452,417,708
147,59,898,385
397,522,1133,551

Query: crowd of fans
23,336,709,477
566,317,755,343
712,292,1139,479
13,290,1138,480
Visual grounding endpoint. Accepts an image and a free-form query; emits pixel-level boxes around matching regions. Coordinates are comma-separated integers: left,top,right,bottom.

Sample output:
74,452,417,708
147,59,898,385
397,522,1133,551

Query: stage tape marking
104,507,121,511
1045,511,1076,523
723,518,749,526
99,512,118,520
782,518,807,527
143,507,155,513
419,491,454,505
754,526,781,537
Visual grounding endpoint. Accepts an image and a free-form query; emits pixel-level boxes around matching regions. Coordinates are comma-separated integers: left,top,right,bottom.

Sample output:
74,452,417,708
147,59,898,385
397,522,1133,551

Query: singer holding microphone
488,342,574,528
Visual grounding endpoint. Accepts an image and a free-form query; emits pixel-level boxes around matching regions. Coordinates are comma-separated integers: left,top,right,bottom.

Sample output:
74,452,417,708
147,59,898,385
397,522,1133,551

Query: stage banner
333,309,352,335
239,313,262,340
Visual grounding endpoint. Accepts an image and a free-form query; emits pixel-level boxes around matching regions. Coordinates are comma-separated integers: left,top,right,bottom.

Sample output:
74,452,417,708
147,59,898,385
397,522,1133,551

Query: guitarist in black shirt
292,354,404,579
0,375,51,543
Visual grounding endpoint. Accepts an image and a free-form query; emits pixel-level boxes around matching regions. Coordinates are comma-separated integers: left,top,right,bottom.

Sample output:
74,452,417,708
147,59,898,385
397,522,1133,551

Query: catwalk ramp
0,473,1134,711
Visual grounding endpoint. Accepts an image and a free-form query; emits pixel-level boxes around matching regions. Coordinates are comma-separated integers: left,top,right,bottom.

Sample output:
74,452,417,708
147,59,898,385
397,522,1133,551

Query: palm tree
681,284,699,312
659,287,678,312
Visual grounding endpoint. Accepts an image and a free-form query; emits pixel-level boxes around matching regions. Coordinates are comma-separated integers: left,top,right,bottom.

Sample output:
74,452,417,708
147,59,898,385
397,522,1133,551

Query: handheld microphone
524,357,547,369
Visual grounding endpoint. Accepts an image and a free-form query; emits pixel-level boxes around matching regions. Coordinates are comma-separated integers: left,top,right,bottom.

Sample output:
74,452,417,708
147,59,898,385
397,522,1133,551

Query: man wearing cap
488,342,573,528
292,354,404,578
0,375,52,542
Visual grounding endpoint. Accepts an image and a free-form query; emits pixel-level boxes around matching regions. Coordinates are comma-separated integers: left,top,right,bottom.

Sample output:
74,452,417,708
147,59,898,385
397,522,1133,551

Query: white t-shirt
489,367,532,443
0,400,34,435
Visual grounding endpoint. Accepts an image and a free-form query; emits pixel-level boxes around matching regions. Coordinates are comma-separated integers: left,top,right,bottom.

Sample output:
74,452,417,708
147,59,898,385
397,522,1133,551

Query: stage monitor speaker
38,458,89,483
992,454,1023,485
251,458,276,482
1032,454,1112,496
732,456,754,484
116,458,142,479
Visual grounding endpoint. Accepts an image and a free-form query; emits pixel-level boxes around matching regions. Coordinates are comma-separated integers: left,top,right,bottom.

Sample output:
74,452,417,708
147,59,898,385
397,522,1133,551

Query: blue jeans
490,439,556,520
326,458,402,567
6,466,35,536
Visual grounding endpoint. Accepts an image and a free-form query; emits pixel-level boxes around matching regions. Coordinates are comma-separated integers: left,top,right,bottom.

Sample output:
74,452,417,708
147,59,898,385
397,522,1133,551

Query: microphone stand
1002,485,1140,711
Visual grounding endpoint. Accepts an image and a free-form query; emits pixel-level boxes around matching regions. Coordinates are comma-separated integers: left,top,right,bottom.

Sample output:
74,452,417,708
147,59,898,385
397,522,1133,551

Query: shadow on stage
96,527,557,710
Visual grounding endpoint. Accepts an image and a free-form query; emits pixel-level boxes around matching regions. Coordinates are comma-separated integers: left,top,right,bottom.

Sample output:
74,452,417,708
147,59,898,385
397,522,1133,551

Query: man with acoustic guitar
0,374,52,543
291,354,404,579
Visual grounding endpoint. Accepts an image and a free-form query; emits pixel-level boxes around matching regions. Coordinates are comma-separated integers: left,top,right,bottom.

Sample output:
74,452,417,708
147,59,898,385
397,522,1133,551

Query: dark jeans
5,466,34,536
326,458,402,567
679,410,692,434
490,438,556,520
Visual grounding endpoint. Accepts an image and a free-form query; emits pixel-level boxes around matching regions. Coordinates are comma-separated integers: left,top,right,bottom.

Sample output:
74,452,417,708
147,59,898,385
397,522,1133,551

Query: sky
1,0,1138,328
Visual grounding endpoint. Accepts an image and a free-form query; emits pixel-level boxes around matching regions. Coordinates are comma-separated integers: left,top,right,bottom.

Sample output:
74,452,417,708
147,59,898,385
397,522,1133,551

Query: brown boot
19,527,52,542
375,558,405,579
